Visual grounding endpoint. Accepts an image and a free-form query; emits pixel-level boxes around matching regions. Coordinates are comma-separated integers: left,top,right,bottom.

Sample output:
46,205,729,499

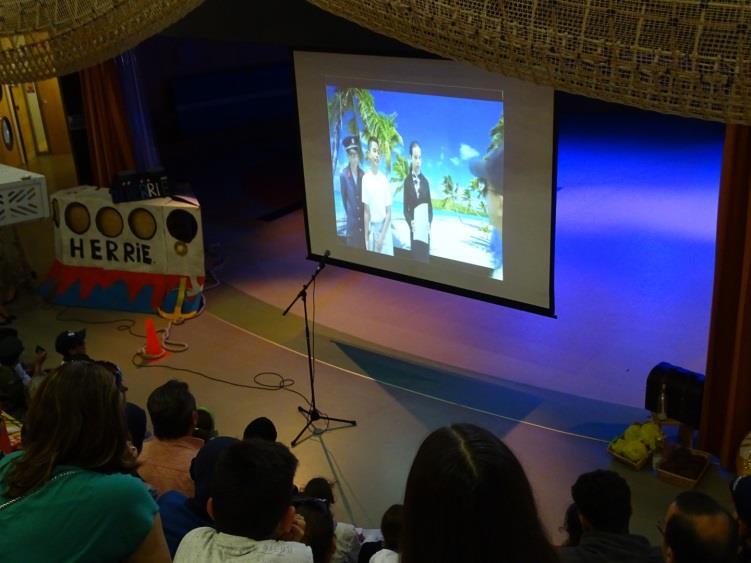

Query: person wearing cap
362,137,393,255
339,135,365,249
55,329,91,363
403,141,433,263
731,476,751,561
158,436,239,557
469,147,504,279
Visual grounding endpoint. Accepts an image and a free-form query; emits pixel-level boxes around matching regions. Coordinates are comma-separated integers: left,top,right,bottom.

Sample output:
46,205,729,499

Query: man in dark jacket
559,469,662,563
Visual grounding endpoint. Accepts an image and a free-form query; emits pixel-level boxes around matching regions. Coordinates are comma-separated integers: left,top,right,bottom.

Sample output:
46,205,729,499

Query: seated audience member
0,362,170,562
731,476,751,562
193,407,218,442
560,503,584,547
174,439,313,562
96,360,147,454
401,423,559,563
357,542,382,563
139,379,203,497
0,336,28,421
560,469,661,563
304,477,362,563
369,504,403,563
243,416,278,441
295,497,336,563
159,436,239,557
663,491,738,563
55,328,91,362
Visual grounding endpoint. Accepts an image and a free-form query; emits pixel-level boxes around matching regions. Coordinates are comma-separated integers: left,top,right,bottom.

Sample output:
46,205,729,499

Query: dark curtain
79,60,136,187
699,124,751,468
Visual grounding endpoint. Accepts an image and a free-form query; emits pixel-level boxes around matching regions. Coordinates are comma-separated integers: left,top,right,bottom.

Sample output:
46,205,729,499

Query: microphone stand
283,252,357,447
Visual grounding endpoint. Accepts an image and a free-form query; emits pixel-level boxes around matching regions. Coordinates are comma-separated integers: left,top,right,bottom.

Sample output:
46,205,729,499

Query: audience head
3,361,135,498
303,477,335,504
294,497,336,563
381,503,404,552
401,423,558,563
663,490,738,563
561,502,584,547
0,335,23,367
208,439,298,540
55,329,86,361
188,436,239,517
193,407,217,442
147,379,197,440
571,469,632,534
95,360,126,394
243,416,277,442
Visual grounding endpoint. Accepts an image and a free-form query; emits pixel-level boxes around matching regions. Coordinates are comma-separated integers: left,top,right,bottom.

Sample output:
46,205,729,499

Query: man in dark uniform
403,141,433,262
339,136,365,248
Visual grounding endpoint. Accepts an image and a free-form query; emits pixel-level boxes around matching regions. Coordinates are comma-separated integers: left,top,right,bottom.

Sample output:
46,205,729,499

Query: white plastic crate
0,164,48,227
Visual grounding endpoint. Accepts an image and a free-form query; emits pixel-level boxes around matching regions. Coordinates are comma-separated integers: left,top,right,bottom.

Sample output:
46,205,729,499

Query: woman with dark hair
401,423,559,563
0,361,170,562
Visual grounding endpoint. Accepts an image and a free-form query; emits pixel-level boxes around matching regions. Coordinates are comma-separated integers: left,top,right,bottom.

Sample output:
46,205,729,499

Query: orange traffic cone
142,318,167,360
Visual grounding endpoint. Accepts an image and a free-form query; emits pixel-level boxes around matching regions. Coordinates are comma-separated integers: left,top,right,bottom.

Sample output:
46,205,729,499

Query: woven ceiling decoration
0,0,204,83
308,0,751,125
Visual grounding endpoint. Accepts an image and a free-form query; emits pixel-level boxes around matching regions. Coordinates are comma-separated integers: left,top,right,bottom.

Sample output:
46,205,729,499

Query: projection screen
294,51,556,315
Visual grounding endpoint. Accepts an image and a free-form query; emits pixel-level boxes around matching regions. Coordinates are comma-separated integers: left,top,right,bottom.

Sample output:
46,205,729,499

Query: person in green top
0,361,171,563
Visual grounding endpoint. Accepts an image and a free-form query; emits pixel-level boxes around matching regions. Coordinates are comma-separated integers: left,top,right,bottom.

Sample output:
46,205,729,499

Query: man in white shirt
175,440,313,563
361,138,393,255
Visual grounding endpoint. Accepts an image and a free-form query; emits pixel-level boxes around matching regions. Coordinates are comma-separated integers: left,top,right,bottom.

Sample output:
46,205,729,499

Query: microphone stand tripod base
291,406,357,447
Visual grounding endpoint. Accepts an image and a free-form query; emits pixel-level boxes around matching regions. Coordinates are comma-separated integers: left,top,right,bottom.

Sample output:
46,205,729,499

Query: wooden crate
657,448,711,488
608,443,652,470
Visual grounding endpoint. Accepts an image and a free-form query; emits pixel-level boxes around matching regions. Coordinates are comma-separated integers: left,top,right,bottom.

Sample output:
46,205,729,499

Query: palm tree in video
328,87,367,176
441,175,457,208
357,90,403,173
487,114,505,153
390,153,410,194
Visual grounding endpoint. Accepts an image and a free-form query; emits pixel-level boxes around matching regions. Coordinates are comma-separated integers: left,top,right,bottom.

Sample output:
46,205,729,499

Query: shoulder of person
86,471,156,505
0,450,22,475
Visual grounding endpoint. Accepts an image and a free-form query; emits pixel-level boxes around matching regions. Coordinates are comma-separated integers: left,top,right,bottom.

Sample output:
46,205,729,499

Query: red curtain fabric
79,60,136,187
699,124,751,468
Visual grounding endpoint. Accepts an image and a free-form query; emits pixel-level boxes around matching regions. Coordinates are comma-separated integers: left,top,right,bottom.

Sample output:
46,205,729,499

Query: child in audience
244,416,278,441
295,496,336,563
0,361,170,562
400,423,559,563
174,439,313,562
304,477,362,563
193,407,218,442
369,504,403,563
560,503,583,547
159,436,239,557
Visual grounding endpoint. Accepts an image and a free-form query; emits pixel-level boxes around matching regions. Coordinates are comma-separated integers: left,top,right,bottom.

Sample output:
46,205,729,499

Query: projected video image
327,86,504,279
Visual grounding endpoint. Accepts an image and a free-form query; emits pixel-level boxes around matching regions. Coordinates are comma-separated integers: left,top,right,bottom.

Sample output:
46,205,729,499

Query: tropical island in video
326,85,504,277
